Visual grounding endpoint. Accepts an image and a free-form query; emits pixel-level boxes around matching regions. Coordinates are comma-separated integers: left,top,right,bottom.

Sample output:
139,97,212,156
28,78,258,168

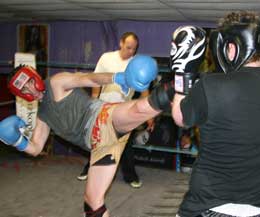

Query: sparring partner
171,12,260,217
0,54,159,217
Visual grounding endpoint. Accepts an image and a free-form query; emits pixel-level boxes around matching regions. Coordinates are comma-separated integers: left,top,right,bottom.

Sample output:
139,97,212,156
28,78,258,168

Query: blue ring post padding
176,140,181,172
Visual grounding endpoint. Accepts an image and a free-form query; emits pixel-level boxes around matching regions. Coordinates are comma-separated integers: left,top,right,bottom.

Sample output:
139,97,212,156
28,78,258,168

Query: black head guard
210,23,260,73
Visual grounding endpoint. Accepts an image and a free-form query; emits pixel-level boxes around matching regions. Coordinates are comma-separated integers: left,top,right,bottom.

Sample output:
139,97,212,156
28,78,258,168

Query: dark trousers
120,131,139,182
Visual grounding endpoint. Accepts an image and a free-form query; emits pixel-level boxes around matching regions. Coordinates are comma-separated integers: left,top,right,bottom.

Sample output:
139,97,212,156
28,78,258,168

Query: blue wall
0,20,216,74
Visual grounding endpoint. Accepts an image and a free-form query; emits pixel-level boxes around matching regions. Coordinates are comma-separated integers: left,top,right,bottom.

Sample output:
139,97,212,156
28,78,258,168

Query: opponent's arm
172,94,185,127
0,116,50,156
51,72,114,90
50,72,117,101
140,89,155,130
51,55,158,98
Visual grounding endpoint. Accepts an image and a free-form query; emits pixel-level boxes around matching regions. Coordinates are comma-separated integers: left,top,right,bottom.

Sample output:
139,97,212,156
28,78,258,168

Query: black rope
0,60,171,72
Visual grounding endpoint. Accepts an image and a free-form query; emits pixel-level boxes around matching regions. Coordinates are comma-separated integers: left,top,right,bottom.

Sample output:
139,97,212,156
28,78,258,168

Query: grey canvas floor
0,154,190,217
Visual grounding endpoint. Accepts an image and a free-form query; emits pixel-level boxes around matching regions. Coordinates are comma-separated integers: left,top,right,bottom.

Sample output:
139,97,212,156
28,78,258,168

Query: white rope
0,100,15,106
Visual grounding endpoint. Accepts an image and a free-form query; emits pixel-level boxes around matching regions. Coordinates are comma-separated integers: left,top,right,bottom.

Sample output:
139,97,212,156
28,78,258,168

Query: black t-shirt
178,67,260,217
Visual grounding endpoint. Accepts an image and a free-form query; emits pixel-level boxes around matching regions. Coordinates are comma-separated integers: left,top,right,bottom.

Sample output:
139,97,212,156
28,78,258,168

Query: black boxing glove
148,80,175,112
171,25,206,95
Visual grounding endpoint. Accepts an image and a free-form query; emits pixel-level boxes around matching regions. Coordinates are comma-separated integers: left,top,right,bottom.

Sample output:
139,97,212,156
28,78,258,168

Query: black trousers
120,131,139,183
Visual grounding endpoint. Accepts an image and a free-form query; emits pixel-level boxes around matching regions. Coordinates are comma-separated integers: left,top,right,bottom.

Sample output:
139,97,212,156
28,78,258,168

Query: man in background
78,32,153,188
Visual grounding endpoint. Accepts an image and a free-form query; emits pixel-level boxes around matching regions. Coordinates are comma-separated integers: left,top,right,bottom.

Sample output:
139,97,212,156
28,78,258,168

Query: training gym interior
0,1,258,217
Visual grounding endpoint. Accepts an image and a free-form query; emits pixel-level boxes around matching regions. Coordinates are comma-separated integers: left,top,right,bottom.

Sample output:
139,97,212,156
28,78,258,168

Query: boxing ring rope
133,143,197,155
0,60,96,70
133,140,197,172
0,60,171,72
0,100,15,106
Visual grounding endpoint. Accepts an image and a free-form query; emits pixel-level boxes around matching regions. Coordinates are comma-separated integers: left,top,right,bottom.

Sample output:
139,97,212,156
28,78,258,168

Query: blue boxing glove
0,115,29,151
125,55,158,92
113,72,130,95
113,55,158,95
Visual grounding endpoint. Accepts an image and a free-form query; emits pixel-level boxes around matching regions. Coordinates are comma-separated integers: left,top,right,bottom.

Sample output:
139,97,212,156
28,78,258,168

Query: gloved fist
113,72,130,95
0,115,29,151
170,25,206,95
113,55,158,95
148,80,175,112
125,55,158,92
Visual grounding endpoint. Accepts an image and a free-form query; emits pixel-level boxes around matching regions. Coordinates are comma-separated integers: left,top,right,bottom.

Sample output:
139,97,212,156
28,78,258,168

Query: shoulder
200,72,241,100
201,72,229,88
49,72,79,91
201,72,225,81
100,50,118,59
96,51,117,66
50,72,70,82
203,72,239,85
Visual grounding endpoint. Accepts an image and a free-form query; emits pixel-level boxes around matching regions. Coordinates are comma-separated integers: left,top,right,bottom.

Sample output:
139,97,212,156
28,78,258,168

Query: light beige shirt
94,50,135,102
